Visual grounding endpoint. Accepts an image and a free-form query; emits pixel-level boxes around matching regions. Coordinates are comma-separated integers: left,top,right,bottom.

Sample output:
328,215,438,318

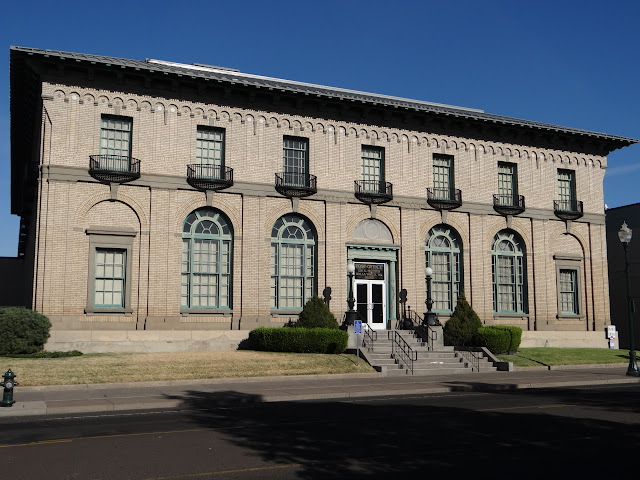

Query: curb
4,375,640,418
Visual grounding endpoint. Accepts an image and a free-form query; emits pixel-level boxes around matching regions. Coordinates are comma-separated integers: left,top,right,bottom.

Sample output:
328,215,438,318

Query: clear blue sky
1,0,638,256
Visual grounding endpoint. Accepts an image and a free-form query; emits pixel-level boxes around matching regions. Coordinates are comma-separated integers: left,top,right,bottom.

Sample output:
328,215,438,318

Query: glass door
354,280,386,329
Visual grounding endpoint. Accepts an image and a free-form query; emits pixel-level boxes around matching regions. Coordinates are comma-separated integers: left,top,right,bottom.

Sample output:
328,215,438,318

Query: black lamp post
618,222,639,376
424,267,440,326
344,261,357,326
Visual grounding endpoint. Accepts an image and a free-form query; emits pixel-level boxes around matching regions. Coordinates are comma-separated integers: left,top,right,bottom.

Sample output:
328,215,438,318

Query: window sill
180,309,232,315
493,313,529,319
556,314,584,320
85,308,133,315
270,310,302,316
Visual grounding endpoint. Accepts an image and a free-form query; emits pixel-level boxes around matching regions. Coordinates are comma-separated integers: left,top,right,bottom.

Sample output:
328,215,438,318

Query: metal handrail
362,321,377,351
404,306,438,350
456,346,481,372
388,330,417,374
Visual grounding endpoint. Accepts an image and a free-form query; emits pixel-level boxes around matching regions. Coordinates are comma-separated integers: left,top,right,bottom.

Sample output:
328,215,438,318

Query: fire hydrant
1,369,18,407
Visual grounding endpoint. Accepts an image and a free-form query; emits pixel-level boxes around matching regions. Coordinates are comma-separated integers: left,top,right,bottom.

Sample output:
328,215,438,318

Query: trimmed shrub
443,292,482,346
0,308,52,355
248,327,348,354
490,326,522,353
476,327,511,354
296,295,339,329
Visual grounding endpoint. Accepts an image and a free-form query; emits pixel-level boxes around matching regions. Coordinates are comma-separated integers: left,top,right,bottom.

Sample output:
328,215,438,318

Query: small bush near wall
490,326,522,353
443,292,482,346
248,327,348,354
476,327,511,354
296,295,339,329
0,308,52,355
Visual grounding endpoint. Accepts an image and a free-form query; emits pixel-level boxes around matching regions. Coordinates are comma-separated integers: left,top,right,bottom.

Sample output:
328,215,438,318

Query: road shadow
168,388,640,478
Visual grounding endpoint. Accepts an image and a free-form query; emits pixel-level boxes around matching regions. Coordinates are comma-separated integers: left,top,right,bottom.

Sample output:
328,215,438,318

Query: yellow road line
140,464,297,479
0,428,205,448
479,403,576,412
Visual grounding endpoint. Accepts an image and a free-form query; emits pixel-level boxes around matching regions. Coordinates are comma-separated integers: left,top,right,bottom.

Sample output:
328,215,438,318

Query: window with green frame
100,116,132,157
557,169,576,211
181,208,233,309
559,269,579,315
270,215,316,310
196,127,225,171
283,137,309,186
99,115,133,172
361,146,384,192
94,248,126,308
492,230,527,314
425,225,463,313
497,162,517,205
432,154,454,200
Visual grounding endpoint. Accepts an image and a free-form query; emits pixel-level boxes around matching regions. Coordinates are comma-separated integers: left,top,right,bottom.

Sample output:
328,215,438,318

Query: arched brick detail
173,194,241,234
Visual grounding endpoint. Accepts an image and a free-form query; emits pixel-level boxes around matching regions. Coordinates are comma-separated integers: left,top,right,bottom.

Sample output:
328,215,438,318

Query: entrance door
353,262,386,330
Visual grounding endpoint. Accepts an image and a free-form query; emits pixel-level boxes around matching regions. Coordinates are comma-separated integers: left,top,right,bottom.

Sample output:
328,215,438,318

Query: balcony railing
89,155,140,184
187,164,234,191
493,194,526,216
354,180,393,205
274,172,317,197
554,199,584,221
426,187,462,210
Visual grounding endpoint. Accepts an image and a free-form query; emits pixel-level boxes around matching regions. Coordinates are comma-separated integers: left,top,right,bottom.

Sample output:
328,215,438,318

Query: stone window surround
85,227,136,315
554,253,584,320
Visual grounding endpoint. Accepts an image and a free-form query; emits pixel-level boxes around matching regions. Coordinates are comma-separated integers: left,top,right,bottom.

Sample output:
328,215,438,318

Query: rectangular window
100,116,132,158
557,169,576,211
433,154,453,200
94,249,126,308
86,229,136,314
197,127,225,167
283,137,308,187
361,146,384,193
431,252,452,311
497,162,517,205
559,269,578,315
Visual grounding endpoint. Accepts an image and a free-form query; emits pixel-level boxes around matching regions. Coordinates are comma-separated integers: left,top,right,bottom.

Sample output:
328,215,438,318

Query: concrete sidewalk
2,364,639,418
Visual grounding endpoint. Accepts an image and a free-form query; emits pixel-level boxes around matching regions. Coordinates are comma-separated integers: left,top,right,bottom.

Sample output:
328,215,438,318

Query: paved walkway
2,364,639,418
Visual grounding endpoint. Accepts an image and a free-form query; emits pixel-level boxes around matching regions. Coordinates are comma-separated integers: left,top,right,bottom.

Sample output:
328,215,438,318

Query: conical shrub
443,292,482,346
295,295,339,329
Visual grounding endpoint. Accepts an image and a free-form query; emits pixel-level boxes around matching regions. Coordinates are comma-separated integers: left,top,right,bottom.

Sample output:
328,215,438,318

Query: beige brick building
9,47,638,351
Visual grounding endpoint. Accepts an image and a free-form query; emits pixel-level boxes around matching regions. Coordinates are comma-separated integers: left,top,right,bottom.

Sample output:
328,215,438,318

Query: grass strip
498,348,631,367
0,351,375,386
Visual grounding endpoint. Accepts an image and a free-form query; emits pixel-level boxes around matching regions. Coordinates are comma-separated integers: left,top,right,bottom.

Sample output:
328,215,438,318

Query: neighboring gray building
606,203,640,349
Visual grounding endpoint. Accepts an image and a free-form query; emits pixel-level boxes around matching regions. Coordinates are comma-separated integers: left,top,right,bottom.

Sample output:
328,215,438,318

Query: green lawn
498,348,631,367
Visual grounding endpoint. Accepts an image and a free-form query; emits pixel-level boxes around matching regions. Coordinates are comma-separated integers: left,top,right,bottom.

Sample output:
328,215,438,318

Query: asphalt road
3,383,640,479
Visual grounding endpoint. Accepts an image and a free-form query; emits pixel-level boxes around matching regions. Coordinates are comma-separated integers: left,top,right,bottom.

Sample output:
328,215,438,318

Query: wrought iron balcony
493,194,526,216
89,155,140,184
274,172,317,197
187,164,234,191
426,188,462,210
354,180,393,205
554,199,584,221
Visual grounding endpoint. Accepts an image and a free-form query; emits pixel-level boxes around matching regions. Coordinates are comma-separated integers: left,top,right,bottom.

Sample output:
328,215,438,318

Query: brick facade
10,47,637,344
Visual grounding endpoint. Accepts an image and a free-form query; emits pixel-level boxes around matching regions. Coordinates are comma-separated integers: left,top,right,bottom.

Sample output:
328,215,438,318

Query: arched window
492,230,527,314
425,225,463,313
271,214,316,310
181,208,232,309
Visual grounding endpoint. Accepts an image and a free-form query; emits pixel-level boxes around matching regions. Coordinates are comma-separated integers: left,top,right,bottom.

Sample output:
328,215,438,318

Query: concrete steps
360,330,498,376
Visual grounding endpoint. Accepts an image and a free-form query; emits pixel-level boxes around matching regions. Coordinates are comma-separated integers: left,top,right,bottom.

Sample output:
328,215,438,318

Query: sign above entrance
355,263,384,281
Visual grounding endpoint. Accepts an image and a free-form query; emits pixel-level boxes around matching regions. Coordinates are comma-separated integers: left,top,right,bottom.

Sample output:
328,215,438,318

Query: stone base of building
521,330,616,349
45,327,617,354
45,330,250,353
